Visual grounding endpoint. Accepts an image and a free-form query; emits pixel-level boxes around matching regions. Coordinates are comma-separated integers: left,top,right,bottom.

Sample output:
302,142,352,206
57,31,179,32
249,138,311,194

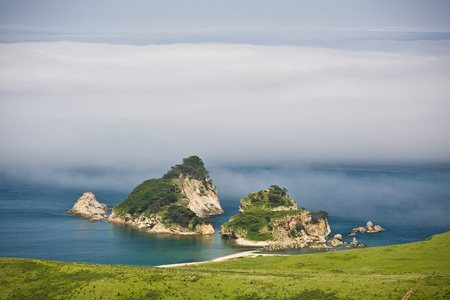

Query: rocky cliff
108,156,220,235
221,186,331,249
179,176,223,217
66,192,110,220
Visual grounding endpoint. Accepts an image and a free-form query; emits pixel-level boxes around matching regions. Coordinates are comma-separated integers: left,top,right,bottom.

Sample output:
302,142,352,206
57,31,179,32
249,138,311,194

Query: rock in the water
66,192,110,220
353,221,383,233
333,234,343,240
328,233,344,247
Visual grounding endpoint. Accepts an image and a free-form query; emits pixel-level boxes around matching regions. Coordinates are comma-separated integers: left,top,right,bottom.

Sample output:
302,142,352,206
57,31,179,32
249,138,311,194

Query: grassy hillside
1,232,449,299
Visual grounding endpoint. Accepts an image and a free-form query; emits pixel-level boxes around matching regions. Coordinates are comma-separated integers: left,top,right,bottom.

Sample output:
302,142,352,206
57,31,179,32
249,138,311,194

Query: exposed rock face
66,192,110,220
328,234,344,247
353,221,383,233
221,186,331,249
179,176,223,217
108,211,214,235
222,211,331,249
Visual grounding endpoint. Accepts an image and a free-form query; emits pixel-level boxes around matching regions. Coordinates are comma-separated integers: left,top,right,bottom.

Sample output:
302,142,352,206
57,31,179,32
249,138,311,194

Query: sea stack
66,192,110,220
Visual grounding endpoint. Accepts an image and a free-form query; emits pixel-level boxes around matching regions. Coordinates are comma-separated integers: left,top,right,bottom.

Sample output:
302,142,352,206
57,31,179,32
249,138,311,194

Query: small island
66,192,110,221
352,221,384,234
108,156,223,235
221,185,331,249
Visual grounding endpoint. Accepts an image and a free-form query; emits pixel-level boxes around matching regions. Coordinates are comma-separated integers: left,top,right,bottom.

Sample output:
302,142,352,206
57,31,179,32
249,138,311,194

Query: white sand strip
156,251,282,268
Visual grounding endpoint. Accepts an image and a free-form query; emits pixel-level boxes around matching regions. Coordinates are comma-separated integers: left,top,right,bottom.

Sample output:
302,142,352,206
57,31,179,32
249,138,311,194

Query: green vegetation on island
239,185,295,211
163,156,211,186
222,185,329,244
111,156,217,232
1,231,449,299
113,178,184,217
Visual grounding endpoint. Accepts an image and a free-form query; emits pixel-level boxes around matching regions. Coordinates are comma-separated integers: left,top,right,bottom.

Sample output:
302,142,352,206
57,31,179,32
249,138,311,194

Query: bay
0,163,449,266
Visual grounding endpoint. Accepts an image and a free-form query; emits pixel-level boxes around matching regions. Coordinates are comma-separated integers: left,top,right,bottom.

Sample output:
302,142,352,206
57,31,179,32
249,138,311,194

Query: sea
1,163,449,267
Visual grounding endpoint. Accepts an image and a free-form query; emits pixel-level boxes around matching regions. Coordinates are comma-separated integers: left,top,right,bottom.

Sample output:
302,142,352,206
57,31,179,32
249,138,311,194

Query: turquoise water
1,163,449,266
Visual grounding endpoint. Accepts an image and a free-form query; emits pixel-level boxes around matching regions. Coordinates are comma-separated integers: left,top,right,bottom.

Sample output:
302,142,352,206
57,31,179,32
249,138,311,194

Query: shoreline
156,250,283,268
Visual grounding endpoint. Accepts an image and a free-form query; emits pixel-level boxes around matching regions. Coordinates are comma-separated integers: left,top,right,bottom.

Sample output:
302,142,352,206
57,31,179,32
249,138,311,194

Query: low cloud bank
0,42,449,180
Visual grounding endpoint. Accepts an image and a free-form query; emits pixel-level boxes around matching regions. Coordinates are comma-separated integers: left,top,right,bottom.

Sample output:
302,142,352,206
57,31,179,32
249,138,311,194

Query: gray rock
66,192,110,220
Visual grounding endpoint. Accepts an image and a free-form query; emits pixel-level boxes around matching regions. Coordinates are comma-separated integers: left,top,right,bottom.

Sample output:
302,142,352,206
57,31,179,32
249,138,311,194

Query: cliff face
221,186,331,249
108,156,220,235
66,192,110,221
179,176,223,218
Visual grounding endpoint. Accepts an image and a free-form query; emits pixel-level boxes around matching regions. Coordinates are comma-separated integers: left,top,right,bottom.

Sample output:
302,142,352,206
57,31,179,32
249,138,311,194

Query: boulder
329,238,344,247
353,226,368,233
333,234,343,240
374,225,383,232
366,221,375,231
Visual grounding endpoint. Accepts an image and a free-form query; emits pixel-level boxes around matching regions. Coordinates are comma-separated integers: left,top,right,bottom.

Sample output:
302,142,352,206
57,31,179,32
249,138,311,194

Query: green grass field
1,232,449,299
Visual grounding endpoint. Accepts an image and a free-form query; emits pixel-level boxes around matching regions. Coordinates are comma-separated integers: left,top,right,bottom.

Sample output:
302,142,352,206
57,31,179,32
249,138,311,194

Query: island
221,185,331,249
108,156,223,235
65,192,110,221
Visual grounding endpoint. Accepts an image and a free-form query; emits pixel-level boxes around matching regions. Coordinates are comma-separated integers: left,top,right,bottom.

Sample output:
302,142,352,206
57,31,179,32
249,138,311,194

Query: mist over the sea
3,162,448,229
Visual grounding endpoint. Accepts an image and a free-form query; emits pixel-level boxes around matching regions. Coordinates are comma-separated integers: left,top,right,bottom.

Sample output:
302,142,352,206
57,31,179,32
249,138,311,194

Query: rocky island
352,221,383,233
221,185,331,249
108,156,222,235
66,192,110,220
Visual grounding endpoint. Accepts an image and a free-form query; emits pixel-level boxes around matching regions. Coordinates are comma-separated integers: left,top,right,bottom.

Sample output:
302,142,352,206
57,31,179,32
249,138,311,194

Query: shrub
163,205,196,228
162,206,210,229
163,156,210,186
113,178,181,216
309,211,329,224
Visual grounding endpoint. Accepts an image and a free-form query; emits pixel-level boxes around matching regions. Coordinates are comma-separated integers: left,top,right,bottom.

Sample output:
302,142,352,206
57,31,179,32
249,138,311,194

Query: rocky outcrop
108,211,214,235
179,176,223,217
66,192,110,220
221,186,331,249
328,234,344,247
353,221,383,233
108,156,220,235
222,211,331,249
350,237,365,247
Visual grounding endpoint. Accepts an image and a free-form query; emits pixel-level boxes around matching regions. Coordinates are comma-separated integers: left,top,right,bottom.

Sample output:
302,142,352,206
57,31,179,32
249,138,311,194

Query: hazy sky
1,1,450,186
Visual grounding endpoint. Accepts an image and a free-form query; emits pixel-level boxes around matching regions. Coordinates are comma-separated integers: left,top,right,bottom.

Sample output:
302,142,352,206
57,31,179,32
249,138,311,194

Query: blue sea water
0,163,449,266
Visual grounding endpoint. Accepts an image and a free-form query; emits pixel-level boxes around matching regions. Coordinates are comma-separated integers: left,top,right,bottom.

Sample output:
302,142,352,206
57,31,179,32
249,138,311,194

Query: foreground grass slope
1,232,449,299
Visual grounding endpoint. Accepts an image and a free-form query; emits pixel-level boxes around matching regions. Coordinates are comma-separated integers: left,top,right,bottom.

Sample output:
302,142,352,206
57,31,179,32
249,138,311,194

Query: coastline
156,250,283,268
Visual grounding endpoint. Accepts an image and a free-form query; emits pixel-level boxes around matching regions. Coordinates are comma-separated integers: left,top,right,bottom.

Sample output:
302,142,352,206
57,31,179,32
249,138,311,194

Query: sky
0,0,450,188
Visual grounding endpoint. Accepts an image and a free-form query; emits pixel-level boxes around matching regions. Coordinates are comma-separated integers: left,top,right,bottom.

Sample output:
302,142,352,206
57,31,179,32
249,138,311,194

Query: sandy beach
156,251,282,268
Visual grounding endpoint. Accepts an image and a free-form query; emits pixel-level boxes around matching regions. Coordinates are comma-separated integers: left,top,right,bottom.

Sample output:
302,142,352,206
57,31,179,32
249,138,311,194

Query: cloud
0,41,449,183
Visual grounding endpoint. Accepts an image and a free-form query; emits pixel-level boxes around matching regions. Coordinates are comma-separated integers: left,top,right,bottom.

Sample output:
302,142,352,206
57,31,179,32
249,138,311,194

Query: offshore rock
66,192,110,220
328,234,344,247
353,221,384,233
